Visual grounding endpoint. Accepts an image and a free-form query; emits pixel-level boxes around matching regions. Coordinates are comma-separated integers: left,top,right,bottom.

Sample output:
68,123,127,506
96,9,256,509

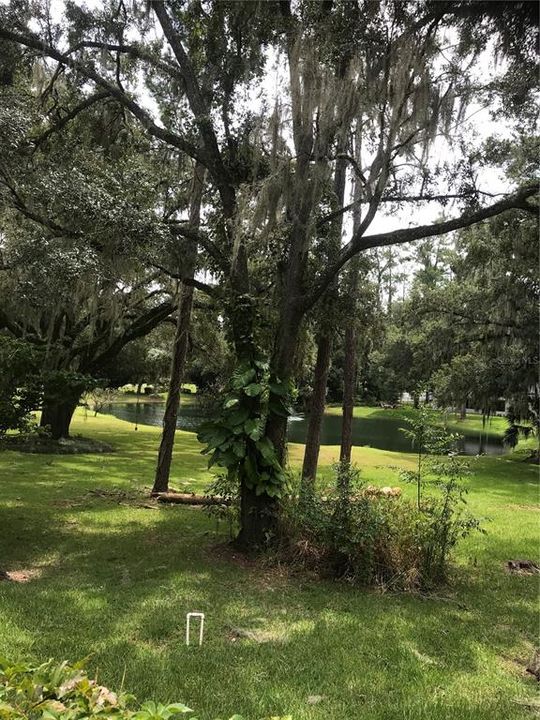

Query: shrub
0,657,291,719
203,472,240,538
280,459,482,590
0,336,42,439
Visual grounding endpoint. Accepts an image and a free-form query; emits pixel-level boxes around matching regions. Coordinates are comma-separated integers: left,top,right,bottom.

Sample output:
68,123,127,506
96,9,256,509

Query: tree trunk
265,305,304,464
136,381,143,395
152,281,195,494
339,154,362,467
460,402,467,420
340,323,358,465
152,162,205,495
301,333,332,490
236,482,278,551
299,143,347,484
40,397,79,439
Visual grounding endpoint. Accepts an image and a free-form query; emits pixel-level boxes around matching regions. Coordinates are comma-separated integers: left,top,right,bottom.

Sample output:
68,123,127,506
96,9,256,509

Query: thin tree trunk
300,148,347,486
152,162,205,495
340,323,358,465
339,137,363,467
301,333,332,488
152,281,195,494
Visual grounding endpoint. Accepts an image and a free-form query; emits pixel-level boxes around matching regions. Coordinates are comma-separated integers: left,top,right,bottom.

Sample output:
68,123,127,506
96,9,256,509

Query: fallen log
154,492,230,506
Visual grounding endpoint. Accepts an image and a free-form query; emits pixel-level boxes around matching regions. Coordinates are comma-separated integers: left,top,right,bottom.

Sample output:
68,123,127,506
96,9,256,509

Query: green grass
0,410,538,719
325,404,509,438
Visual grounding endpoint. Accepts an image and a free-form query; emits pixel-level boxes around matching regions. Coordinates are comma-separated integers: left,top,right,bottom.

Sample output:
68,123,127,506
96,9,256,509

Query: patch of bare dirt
0,567,44,583
206,543,292,590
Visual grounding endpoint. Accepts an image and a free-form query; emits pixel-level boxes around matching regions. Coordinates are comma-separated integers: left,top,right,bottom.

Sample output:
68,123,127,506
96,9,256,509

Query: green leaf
243,383,263,397
231,369,256,389
244,418,264,440
232,439,246,458
243,454,258,483
228,407,251,426
256,436,276,462
268,381,287,396
224,398,239,409
166,702,194,714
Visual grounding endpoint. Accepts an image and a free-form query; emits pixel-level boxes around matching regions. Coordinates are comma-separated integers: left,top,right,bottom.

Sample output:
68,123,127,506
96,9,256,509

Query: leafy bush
203,472,240,538
0,657,291,719
280,459,482,590
0,336,41,439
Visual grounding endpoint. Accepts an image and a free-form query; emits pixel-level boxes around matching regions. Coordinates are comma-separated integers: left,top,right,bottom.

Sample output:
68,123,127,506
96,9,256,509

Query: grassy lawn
0,410,538,719
325,404,509,438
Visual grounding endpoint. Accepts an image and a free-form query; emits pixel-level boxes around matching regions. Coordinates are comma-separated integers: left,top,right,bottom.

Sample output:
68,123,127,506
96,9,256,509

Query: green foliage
282,458,481,589
0,336,41,438
203,473,240,538
0,657,189,719
197,360,292,498
399,405,461,508
0,658,290,720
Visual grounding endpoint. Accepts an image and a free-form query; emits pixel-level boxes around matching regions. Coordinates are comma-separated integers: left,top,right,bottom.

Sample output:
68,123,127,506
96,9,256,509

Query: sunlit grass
0,410,538,719
324,404,509,437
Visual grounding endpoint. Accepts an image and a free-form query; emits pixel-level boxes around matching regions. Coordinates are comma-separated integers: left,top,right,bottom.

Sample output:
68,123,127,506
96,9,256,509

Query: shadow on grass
0,413,537,720
0,495,537,719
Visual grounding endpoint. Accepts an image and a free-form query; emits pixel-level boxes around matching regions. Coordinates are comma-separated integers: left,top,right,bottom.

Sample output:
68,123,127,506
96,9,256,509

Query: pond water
105,402,506,456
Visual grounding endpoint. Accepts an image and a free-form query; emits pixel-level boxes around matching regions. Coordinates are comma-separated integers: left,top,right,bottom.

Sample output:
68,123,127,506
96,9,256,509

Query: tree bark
152,281,195,494
40,396,79,439
340,323,358,465
152,162,205,495
299,144,347,485
339,149,363,466
236,482,278,551
301,333,332,489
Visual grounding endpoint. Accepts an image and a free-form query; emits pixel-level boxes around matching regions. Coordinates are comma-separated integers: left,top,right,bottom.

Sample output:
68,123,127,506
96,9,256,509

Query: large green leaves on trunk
197,360,293,498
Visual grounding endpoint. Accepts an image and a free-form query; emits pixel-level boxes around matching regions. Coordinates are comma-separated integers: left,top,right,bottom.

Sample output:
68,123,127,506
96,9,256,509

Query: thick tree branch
86,299,175,372
66,40,186,84
0,28,203,163
151,260,219,298
316,190,504,228
305,183,539,310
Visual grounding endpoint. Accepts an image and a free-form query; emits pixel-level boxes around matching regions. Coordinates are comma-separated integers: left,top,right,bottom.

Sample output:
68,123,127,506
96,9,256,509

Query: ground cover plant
0,411,538,720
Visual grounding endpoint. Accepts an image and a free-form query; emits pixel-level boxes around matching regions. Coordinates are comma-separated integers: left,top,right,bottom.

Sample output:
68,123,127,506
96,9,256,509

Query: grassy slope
325,404,509,437
0,410,538,720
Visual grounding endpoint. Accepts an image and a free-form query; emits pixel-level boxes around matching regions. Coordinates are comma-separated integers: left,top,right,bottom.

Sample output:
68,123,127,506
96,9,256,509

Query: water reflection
106,402,505,456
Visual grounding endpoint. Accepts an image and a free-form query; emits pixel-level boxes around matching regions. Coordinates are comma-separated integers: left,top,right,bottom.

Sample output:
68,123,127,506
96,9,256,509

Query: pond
105,401,506,456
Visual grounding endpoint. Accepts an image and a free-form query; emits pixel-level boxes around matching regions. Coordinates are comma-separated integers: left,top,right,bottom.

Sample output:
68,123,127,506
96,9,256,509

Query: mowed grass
0,410,538,720
325,404,509,437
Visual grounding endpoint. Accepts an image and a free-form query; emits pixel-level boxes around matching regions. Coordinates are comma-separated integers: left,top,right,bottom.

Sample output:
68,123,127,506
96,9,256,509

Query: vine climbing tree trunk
152,163,205,495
